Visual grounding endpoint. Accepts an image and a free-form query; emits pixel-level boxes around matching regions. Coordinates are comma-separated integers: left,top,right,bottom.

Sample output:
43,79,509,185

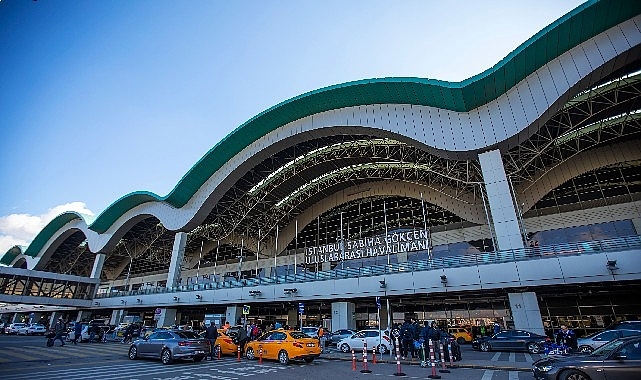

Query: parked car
337,329,393,354
18,324,46,335
244,329,321,365
577,329,641,353
67,323,111,342
4,323,27,335
128,330,210,364
533,335,641,380
448,327,473,344
472,329,548,354
329,329,357,346
606,320,641,331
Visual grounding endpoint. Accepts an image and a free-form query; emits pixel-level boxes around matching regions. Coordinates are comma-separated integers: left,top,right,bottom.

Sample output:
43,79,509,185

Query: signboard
305,229,429,264
242,305,250,315
298,302,305,314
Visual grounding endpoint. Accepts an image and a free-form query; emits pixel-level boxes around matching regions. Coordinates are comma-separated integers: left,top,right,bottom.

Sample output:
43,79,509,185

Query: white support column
508,292,545,336
478,149,524,251
91,253,106,279
226,306,243,326
154,308,178,328
76,310,93,323
109,309,125,325
331,301,356,330
167,232,188,288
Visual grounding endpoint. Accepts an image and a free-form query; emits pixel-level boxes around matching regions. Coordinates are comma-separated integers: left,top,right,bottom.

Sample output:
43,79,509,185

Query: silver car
128,330,210,364
577,329,641,353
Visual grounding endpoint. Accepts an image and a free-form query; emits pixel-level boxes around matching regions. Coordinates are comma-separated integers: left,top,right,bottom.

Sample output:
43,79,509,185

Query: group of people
397,319,444,360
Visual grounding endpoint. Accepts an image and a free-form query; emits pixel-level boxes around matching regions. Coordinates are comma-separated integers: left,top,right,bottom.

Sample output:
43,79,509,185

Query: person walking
72,322,83,344
204,322,219,360
53,317,66,347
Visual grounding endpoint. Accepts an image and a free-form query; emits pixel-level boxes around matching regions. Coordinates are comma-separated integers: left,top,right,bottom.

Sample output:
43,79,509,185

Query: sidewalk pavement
320,349,533,372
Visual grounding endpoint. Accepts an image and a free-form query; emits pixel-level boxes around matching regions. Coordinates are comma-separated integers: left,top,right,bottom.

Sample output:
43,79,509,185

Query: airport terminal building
2,0,641,337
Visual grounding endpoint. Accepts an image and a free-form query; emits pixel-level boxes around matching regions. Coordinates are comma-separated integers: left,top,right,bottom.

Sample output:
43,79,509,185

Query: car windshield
590,338,626,357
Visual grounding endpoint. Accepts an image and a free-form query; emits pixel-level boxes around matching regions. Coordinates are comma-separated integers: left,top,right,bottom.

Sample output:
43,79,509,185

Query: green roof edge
7,0,641,261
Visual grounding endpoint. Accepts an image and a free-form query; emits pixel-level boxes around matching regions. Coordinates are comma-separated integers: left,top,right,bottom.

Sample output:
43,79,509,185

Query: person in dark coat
555,324,577,351
204,323,219,360
399,320,414,359
53,318,66,347
73,322,83,344
426,322,441,361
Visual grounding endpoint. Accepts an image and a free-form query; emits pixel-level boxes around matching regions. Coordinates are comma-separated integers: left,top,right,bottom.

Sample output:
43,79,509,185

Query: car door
142,331,172,357
350,331,366,350
364,330,380,350
491,330,514,350
510,330,531,351
264,331,287,359
602,340,641,380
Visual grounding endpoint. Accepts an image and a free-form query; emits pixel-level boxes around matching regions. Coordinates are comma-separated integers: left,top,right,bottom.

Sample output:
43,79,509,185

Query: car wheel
161,348,173,365
527,342,542,354
480,342,491,352
560,369,591,380
376,344,388,355
128,346,138,360
456,337,466,345
278,350,290,365
246,347,255,360
304,357,314,363
193,355,204,362
340,343,351,353
578,345,593,354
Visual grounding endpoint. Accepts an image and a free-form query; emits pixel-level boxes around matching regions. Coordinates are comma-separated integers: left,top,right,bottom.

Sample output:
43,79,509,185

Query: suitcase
45,331,56,347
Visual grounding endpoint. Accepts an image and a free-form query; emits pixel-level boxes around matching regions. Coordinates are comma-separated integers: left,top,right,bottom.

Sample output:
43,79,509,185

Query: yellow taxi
211,329,239,356
244,329,321,364
448,327,473,344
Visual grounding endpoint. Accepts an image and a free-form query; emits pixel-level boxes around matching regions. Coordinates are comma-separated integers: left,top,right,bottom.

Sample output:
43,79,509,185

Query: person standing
399,320,414,359
555,324,577,351
72,322,83,344
204,322,219,360
493,322,501,335
53,317,66,347
427,322,441,362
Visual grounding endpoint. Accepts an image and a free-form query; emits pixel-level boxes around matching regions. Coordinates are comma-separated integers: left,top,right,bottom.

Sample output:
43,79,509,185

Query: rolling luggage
45,331,55,347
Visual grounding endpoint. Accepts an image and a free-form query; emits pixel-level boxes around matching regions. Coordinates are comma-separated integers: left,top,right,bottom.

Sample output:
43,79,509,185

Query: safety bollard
447,341,456,368
427,339,441,379
259,347,263,365
438,341,450,373
361,341,372,373
393,336,406,376
372,344,377,364
352,349,357,371
237,344,241,362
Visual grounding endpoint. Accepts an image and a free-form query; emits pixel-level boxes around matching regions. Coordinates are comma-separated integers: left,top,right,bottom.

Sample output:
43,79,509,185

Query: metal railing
95,235,641,299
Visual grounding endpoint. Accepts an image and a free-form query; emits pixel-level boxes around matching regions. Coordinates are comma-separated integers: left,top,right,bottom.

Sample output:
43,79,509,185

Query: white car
17,324,47,335
337,329,392,354
577,329,641,353
5,323,27,334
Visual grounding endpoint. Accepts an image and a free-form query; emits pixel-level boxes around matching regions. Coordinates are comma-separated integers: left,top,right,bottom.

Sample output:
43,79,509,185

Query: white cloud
0,202,94,255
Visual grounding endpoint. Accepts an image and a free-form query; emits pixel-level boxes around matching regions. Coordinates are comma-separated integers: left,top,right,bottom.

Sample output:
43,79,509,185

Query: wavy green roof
5,0,641,263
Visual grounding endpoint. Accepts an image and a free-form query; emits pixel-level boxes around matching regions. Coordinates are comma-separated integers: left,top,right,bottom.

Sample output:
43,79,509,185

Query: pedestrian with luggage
72,322,83,344
53,317,66,347
204,322,218,360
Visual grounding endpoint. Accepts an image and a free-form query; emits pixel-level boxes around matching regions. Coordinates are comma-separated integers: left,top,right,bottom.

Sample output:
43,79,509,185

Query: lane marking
481,369,495,380
491,352,501,361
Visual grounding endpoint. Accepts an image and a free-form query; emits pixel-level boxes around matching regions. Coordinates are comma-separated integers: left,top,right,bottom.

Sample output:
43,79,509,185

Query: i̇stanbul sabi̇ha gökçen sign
304,229,429,264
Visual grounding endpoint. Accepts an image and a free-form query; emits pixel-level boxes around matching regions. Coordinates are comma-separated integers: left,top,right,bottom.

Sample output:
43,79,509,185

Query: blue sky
0,0,584,253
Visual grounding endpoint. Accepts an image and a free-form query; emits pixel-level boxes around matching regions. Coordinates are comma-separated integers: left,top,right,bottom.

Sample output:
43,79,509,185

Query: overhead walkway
0,266,99,307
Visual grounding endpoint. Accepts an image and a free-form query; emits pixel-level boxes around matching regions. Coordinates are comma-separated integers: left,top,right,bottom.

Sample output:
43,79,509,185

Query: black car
533,335,641,380
472,329,548,354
